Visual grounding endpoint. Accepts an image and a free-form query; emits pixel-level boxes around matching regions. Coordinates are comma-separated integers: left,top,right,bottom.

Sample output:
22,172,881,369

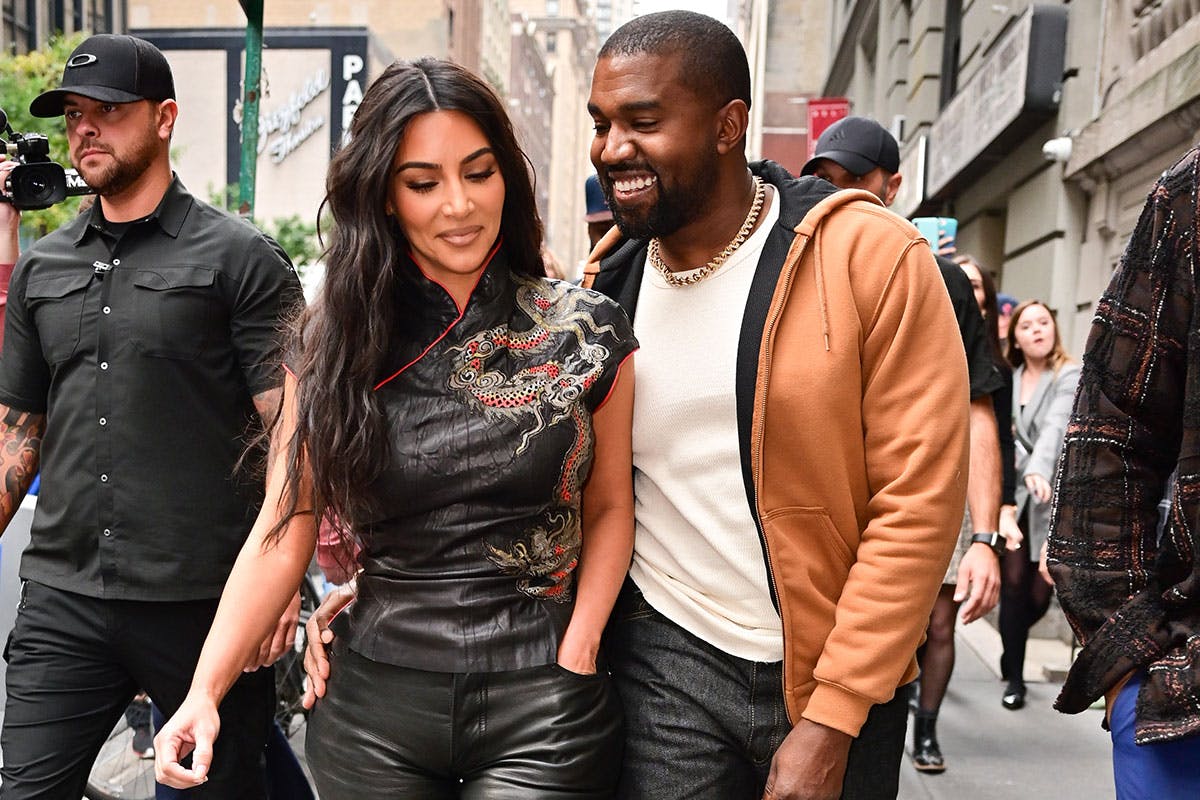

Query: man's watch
971,531,1005,556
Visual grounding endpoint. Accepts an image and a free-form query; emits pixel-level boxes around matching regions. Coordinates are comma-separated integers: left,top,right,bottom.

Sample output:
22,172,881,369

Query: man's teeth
614,176,657,192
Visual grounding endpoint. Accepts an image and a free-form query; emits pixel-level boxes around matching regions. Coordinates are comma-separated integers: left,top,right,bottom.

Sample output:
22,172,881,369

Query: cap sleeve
581,290,638,413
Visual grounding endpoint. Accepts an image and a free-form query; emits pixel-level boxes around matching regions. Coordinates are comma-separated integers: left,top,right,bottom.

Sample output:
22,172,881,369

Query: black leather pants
306,644,623,799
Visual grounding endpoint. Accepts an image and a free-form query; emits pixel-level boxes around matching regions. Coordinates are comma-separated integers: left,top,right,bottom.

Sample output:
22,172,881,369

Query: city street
898,622,1114,799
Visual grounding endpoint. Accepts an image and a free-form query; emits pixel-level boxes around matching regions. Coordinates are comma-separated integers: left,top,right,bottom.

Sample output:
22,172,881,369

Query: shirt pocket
25,271,92,364
132,266,220,359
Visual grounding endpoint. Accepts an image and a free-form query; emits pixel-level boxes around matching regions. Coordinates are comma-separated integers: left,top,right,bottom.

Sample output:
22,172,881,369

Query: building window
52,0,64,33
545,30,556,53
547,0,559,15
2,0,35,55
939,0,962,109
73,0,82,30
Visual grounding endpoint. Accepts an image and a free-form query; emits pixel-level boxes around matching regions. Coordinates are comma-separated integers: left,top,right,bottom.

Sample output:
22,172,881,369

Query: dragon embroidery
445,277,619,601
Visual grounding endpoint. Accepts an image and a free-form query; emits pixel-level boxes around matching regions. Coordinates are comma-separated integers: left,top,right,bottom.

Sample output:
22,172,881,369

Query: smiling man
582,11,970,800
0,35,302,799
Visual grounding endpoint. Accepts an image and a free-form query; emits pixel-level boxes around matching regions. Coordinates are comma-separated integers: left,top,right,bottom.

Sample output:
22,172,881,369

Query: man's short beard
73,127,160,198
608,176,709,241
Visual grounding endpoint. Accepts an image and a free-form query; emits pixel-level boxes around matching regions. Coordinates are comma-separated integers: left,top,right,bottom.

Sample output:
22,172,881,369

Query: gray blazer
1013,362,1080,560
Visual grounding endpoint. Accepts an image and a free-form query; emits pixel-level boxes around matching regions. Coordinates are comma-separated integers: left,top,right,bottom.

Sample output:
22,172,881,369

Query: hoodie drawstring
780,228,829,352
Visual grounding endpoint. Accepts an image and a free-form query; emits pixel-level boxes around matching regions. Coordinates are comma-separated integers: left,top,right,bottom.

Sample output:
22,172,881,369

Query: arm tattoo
0,407,45,530
252,387,285,465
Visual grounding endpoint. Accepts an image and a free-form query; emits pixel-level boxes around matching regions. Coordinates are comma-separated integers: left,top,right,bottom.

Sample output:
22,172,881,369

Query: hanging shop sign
257,68,331,164
926,5,1068,199
806,97,850,160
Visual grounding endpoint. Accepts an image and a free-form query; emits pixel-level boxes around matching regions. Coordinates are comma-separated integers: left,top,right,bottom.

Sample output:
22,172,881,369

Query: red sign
806,98,850,160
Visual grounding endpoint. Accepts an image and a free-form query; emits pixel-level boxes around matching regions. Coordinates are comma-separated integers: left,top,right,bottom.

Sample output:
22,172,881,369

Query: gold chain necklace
647,176,766,287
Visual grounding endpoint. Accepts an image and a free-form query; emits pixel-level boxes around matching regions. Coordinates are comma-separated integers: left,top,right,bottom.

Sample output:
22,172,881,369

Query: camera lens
11,163,67,210
15,170,52,202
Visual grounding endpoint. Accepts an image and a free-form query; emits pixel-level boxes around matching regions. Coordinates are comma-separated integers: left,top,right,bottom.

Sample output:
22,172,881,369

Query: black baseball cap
801,116,900,177
30,34,175,118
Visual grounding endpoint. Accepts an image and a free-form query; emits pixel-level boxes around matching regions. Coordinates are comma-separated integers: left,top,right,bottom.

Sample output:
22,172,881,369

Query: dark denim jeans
605,581,906,800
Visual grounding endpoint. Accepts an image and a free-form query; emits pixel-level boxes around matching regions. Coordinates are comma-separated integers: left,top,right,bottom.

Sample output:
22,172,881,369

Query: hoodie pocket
760,506,854,629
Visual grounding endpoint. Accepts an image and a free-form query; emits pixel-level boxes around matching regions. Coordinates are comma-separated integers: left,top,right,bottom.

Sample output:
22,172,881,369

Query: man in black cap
0,34,302,798
803,116,1008,773
803,116,903,205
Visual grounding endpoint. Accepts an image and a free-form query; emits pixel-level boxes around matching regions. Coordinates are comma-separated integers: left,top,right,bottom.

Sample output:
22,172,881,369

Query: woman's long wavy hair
270,58,544,547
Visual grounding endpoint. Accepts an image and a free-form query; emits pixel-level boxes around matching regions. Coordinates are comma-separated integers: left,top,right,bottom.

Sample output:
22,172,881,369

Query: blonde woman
1000,300,1079,709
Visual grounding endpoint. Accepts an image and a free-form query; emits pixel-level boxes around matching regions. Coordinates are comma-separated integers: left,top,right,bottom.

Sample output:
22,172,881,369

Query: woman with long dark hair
909,256,1020,772
1000,299,1078,710
153,58,637,798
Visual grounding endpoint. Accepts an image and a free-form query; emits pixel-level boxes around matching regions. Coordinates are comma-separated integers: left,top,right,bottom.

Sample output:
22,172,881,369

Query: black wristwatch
971,531,1005,556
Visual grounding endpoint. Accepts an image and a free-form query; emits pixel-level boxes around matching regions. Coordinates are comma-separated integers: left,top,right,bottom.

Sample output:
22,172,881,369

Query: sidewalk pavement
899,622,1114,799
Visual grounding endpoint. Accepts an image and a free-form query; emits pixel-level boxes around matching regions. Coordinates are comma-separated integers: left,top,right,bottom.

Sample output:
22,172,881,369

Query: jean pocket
613,582,655,623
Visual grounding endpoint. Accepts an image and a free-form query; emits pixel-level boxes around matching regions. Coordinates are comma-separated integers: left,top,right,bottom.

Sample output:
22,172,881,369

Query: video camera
0,108,93,210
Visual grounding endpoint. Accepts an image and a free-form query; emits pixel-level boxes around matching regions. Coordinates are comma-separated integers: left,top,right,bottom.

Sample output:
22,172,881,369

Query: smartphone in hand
912,216,957,256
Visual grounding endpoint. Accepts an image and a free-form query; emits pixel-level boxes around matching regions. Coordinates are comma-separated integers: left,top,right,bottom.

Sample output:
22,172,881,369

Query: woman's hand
999,505,1024,550
1038,541,1054,587
0,157,20,263
154,694,221,789
302,582,357,708
555,628,599,676
1025,473,1053,504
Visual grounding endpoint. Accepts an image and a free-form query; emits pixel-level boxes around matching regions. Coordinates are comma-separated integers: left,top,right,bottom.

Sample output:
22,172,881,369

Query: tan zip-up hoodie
585,161,969,737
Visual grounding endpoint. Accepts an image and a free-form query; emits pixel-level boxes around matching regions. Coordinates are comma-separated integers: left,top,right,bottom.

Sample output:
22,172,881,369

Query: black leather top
333,249,637,673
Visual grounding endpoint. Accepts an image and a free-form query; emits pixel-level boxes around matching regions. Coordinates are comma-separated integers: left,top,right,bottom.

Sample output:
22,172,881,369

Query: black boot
911,712,945,773
1002,680,1026,710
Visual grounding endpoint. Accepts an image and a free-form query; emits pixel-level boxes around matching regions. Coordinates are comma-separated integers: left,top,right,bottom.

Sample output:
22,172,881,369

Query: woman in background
910,256,1021,772
1000,299,1079,710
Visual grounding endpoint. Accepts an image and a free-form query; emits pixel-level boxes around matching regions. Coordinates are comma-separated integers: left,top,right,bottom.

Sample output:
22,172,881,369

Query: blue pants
1110,671,1200,799
604,580,907,800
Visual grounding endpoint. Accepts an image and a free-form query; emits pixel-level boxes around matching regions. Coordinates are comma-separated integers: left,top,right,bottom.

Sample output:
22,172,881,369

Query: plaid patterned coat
1049,146,1200,744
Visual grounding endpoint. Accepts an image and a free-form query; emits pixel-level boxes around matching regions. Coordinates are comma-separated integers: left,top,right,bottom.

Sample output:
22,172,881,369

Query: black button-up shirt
0,176,303,601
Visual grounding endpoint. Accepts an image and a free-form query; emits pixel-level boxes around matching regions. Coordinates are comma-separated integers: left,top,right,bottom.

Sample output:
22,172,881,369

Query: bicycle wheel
84,698,156,800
